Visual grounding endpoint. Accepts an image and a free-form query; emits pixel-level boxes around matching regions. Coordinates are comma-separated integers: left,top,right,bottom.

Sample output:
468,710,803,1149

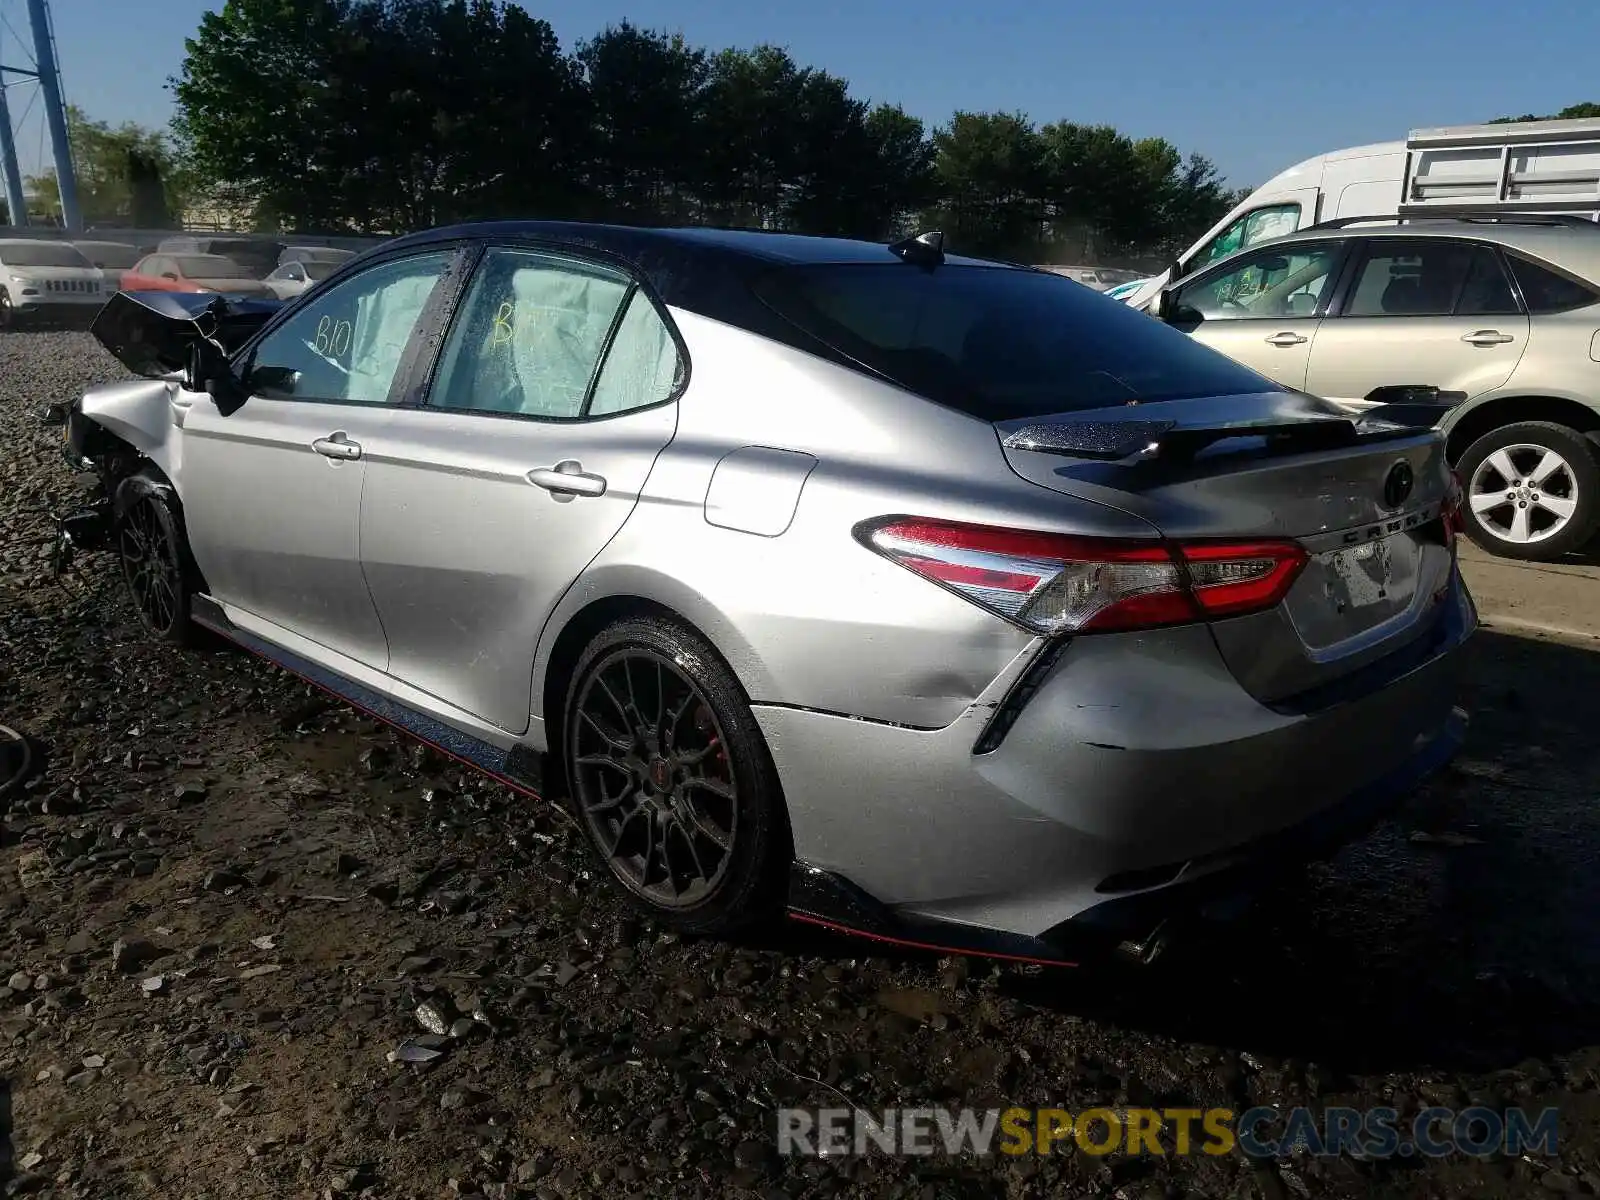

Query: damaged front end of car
37,289,283,577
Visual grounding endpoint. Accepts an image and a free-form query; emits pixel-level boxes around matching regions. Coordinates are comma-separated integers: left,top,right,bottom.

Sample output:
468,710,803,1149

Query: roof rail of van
1306,212,1600,233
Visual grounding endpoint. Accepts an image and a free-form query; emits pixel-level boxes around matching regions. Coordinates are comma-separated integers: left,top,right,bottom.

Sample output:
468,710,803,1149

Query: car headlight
8,273,29,284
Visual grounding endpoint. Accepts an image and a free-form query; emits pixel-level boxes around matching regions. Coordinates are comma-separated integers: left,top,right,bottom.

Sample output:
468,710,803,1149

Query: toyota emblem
1383,460,1415,509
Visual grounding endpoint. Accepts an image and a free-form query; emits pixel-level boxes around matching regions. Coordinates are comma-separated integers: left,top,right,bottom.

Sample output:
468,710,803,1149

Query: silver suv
1155,215,1600,560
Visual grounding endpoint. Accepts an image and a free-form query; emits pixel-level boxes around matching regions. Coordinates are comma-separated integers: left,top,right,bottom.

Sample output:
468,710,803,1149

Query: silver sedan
58,222,1476,964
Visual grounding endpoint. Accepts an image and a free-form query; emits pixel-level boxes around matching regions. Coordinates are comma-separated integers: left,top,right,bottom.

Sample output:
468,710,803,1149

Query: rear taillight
858,517,1307,635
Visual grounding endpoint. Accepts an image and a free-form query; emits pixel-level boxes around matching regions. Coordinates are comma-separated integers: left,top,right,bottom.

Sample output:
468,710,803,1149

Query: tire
116,482,201,645
0,289,14,331
1456,421,1600,560
562,615,791,935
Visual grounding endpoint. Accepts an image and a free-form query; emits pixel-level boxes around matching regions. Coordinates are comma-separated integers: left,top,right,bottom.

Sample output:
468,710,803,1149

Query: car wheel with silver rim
1457,421,1600,560
0,289,13,330
563,615,792,934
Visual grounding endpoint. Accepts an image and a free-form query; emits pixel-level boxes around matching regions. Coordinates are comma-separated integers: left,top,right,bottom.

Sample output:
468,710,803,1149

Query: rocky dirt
2,330,1600,1200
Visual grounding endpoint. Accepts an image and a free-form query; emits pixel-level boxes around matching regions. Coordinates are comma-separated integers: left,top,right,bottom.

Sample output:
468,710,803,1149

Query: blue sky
6,0,1599,187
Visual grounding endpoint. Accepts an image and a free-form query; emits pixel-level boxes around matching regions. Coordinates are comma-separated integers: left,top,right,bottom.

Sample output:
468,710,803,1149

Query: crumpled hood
90,289,284,378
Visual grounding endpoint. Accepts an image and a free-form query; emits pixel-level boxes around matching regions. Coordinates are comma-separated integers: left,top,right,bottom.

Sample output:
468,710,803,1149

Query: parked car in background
122,253,278,297
156,235,285,279
1044,265,1146,291
57,220,1473,962
0,239,111,328
1155,214,1600,559
1121,115,1600,311
72,240,142,271
278,245,356,269
263,257,339,299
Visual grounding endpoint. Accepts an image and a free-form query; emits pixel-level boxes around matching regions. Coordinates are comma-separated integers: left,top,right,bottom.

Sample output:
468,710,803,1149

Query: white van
1122,116,1600,309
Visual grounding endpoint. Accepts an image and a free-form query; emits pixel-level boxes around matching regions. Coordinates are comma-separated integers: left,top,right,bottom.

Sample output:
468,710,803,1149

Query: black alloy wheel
572,647,738,907
119,494,193,642
564,616,790,933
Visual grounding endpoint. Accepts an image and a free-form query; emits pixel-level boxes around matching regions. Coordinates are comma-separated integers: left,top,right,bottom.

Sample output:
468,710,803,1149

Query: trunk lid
996,390,1458,703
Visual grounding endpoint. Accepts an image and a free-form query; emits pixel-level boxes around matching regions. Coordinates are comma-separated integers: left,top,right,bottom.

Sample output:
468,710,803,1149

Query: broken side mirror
36,401,71,427
248,365,300,394
184,336,225,393
185,337,249,415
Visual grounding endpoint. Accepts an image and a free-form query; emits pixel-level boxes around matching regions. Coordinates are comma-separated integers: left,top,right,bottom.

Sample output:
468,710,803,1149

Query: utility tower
0,0,80,230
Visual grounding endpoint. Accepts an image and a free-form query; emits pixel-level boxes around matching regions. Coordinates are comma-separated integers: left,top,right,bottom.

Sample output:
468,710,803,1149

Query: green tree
170,1,1237,253
779,69,875,236
696,46,811,227
24,104,187,225
576,23,707,223
928,111,1047,259
852,103,937,239
171,0,352,228
1154,151,1236,254
173,0,586,232
1492,101,1600,122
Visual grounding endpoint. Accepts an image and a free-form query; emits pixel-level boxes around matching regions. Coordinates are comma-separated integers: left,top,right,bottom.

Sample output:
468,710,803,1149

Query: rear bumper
763,567,1476,947
789,702,1465,961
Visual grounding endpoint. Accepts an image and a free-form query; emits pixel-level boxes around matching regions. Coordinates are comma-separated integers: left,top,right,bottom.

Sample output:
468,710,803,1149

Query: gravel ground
2,330,1600,1200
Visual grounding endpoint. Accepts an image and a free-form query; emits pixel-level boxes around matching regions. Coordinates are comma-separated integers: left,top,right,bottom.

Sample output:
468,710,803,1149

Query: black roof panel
383,219,1001,268
354,219,1032,396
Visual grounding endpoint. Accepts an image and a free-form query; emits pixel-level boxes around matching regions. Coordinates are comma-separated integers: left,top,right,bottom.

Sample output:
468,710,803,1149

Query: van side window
1194,204,1301,268
1507,255,1600,314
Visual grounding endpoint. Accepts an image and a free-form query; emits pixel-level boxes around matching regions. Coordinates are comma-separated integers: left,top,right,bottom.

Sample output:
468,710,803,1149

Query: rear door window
428,247,664,420
1455,246,1520,316
753,263,1276,421
1344,240,1477,317
1507,254,1600,313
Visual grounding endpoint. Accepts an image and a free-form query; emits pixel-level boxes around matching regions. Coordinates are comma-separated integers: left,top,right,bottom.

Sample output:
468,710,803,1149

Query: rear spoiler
1358,385,1469,429
90,289,284,378
1003,387,1464,464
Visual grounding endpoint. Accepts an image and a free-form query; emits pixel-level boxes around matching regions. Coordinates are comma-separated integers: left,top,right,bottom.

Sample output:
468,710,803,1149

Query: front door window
1175,243,1343,321
245,252,453,405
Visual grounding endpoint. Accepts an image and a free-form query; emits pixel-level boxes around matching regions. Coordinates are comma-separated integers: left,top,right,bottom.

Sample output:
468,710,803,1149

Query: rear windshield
0,242,92,268
754,263,1276,420
177,255,253,279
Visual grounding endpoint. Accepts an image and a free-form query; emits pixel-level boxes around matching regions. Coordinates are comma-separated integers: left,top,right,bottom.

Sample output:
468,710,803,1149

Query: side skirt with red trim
188,595,1079,968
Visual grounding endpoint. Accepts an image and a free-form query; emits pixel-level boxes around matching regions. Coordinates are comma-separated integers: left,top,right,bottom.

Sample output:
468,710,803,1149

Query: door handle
311,432,362,461
1461,330,1514,346
527,460,607,499
1265,331,1308,346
